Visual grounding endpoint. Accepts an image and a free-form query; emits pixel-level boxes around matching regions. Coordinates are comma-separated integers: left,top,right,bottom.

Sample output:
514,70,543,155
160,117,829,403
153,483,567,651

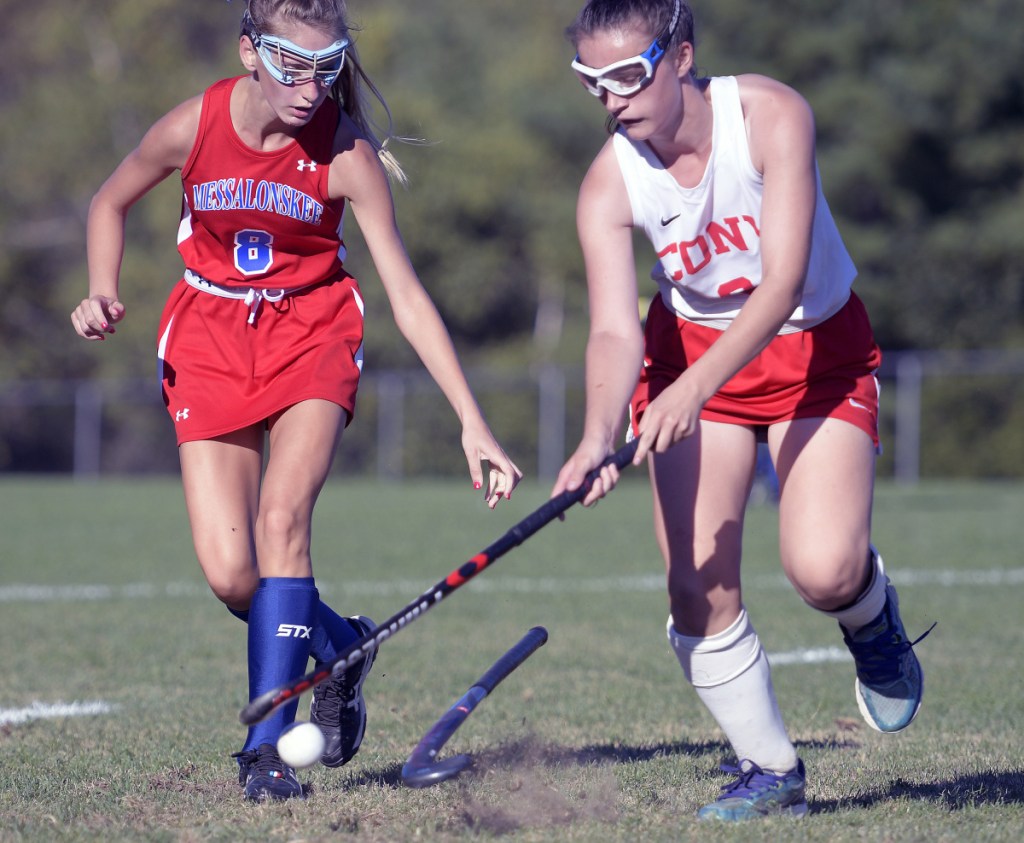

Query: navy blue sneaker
697,759,808,821
842,582,933,732
233,743,304,802
310,615,376,767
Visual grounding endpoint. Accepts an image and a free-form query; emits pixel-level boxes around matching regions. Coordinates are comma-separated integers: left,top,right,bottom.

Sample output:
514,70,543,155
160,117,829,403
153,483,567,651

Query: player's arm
551,140,645,504
329,115,522,504
73,96,200,340
638,75,817,448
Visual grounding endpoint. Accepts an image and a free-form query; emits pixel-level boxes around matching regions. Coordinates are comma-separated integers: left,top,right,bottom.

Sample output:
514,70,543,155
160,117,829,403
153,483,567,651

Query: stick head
401,753,472,788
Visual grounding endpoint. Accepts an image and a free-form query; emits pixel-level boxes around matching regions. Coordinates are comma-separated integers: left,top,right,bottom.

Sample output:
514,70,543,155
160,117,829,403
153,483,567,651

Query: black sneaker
233,743,304,802
310,615,377,768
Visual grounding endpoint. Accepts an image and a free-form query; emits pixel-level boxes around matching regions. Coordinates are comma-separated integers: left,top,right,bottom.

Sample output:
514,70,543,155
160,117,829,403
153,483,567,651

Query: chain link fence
3,351,1024,481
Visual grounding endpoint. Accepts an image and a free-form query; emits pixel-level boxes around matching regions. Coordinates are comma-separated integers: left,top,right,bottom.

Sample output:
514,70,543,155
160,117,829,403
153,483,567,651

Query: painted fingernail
474,482,481,490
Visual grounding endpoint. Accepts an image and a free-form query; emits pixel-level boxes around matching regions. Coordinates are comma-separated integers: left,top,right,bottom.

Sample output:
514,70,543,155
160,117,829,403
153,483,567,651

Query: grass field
1,474,1023,842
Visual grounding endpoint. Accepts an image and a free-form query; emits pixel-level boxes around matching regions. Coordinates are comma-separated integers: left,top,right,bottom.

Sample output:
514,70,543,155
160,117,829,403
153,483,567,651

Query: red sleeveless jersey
177,76,346,291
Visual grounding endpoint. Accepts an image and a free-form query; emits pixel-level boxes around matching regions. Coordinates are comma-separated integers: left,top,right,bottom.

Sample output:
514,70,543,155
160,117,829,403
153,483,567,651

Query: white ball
277,721,326,769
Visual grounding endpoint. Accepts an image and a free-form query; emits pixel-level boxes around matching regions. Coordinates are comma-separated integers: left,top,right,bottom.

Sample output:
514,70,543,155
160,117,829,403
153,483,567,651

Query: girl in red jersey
551,0,930,822
71,0,521,802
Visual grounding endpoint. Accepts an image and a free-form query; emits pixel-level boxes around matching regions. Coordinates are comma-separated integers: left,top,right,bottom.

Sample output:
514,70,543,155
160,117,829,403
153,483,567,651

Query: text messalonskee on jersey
612,75,857,333
177,76,347,291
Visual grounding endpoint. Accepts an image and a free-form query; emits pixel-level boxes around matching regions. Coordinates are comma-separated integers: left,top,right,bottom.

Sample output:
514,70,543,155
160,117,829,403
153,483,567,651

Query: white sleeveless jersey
612,75,856,332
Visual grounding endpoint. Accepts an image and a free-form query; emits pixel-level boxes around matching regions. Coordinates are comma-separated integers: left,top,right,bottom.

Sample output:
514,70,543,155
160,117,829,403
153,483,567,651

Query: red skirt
156,274,364,445
630,292,882,447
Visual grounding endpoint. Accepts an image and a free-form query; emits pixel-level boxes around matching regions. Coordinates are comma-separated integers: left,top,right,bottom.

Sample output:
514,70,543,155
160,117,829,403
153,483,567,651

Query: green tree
1,0,1021,475
696,0,1024,350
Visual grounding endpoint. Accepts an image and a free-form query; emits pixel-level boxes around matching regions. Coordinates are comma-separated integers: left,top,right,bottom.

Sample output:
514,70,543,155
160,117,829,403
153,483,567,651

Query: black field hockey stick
239,439,639,726
401,626,549,788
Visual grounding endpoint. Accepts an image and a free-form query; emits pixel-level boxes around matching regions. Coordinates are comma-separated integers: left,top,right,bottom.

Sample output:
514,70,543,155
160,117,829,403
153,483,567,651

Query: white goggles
251,30,349,87
571,0,681,97
571,41,666,97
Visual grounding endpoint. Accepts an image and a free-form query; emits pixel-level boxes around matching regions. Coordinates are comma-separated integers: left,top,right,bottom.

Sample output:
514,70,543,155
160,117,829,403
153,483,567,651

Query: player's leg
224,402,344,800
179,427,264,612
198,404,362,656
653,421,805,820
179,429,306,800
181,414,322,757
769,416,927,732
260,399,377,769
770,417,876,609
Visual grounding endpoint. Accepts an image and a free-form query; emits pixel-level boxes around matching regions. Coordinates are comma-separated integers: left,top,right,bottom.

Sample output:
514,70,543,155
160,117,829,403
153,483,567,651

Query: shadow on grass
331,734,861,792
811,768,1024,814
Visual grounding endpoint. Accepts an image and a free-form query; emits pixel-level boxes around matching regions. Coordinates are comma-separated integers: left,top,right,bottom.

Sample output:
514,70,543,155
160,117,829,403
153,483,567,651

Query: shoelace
846,621,936,685
716,761,787,797
314,674,360,720
231,749,257,785
232,746,291,782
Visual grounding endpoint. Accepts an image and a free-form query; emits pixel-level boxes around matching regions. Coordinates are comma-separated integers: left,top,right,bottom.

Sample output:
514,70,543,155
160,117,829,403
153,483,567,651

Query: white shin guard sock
668,609,798,774
822,546,888,633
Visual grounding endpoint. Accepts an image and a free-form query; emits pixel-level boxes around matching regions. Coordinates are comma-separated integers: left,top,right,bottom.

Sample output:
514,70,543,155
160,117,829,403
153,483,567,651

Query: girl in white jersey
553,0,931,822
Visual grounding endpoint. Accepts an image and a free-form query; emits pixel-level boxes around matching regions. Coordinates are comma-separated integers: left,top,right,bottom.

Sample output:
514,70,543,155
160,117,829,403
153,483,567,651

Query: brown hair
243,0,408,183
566,0,695,63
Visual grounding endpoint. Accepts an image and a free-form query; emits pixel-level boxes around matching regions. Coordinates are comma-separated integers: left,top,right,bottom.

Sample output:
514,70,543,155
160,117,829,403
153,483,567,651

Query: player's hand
551,438,623,511
71,295,126,340
631,378,703,463
462,422,523,510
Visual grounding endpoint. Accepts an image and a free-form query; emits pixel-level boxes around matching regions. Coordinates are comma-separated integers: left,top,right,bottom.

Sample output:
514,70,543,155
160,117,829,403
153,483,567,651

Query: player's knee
786,545,870,610
193,542,257,605
206,575,255,608
255,505,308,555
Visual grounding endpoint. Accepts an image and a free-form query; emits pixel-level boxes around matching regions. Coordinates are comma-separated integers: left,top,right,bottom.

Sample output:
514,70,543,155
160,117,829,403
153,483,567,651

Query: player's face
575,27,684,140
243,20,343,127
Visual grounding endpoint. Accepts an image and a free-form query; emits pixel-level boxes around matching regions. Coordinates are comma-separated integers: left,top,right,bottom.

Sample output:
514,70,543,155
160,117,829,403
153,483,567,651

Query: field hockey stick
401,626,548,788
239,438,639,726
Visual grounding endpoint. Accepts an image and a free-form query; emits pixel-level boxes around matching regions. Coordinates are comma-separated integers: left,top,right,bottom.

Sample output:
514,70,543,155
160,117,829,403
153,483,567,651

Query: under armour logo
175,408,190,422
297,159,317,172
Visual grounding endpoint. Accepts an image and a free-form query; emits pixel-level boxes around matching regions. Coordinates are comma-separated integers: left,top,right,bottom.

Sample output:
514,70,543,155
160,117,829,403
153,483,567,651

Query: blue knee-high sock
228,583,360,667
309,600,362,667
243,577,318,751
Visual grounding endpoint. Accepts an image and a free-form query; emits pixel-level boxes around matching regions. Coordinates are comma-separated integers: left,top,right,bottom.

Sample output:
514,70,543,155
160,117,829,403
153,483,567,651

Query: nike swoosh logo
660,213,681,226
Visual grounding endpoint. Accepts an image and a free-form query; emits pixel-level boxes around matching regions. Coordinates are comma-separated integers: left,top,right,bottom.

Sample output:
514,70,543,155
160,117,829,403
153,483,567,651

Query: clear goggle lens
571,52,659,97
254,33,349,86
571,0,680,97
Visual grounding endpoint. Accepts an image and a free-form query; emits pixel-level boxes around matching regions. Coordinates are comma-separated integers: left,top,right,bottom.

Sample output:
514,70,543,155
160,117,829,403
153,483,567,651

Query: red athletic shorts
630,292,882,447
157,274,364,445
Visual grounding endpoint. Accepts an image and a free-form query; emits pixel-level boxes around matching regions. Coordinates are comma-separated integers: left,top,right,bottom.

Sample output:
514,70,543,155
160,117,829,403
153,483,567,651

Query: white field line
0,582,209,602
0,700,117,726
768,646,850,666
2,566,1022,605
1,569,975,726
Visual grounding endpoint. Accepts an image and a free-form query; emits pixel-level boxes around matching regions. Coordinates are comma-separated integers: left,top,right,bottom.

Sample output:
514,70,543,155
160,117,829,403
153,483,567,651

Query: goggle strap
657,0,682,50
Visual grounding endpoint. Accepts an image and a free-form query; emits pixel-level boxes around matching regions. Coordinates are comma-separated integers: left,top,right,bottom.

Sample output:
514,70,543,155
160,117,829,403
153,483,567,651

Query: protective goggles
571,0,681,97
246,20,348,86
